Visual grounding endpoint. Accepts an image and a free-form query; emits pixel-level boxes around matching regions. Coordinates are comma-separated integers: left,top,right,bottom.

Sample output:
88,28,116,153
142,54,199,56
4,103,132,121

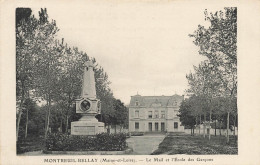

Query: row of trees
178,7,237,143
16,8,128,141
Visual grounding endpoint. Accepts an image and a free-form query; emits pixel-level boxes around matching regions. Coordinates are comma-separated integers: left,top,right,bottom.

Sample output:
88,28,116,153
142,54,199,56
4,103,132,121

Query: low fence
102,126,238,136
184,128,238,136
106,125,128,134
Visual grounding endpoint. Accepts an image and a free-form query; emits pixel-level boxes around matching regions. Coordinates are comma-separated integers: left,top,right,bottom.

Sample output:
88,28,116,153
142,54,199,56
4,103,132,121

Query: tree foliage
183,7,237,142
178,97,196,129
16,8,127,141
189,7,237,98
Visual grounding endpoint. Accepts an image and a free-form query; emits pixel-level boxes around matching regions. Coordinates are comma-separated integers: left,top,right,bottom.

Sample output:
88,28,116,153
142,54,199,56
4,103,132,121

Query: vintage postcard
1,0,260,165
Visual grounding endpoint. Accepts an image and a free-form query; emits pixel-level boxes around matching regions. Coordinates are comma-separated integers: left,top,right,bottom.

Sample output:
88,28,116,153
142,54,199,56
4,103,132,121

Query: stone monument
71,61,105,135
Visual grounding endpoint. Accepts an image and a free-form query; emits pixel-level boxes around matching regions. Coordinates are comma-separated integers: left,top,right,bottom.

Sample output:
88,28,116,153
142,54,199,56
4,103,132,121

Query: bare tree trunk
108,124,110,134
191,127,192,136
60,117,63,133
199,114,201,135
209,110,212,140
203,113,206,138
114,125,117,133
236,117,238,135
66,96,71,134
16,82,25,142
219,121,222,136
227,111,230,143
65,115,69,133
25,90,30,139
44,109,48,135
44,98,51,139
215,119,217,136
25,108,29,138
195,116,198,136
47,102,51,133
16,110,23,141
235,114,238,143
233,114,236,136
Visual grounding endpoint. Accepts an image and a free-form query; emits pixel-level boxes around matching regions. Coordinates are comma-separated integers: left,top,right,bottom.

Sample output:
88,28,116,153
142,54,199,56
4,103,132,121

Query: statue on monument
71,60,104,135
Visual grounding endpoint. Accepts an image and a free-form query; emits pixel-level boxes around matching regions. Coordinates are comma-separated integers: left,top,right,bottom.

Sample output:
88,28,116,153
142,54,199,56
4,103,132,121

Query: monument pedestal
71,114,104,135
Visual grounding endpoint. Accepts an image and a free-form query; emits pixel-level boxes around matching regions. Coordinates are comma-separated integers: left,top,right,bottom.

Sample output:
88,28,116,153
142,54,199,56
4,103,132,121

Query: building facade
128,94,184,133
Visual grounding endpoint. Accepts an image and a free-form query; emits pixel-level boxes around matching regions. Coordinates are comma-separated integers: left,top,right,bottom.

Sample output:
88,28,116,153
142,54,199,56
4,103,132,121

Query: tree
16,8,38,141
186,61,221,139
93,60,115,129
16,8,126,139
32,8,63,139
211,97,225,136
189,7,237,143
189,95,205,135
54,44,84,133
178,98,196,135
16,8,32,27
113,99,128,132
18,98,38,139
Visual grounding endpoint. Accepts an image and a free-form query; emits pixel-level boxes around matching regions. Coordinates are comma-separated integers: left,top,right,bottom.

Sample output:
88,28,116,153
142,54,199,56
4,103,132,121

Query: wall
129,106,185,132
167,120,185,132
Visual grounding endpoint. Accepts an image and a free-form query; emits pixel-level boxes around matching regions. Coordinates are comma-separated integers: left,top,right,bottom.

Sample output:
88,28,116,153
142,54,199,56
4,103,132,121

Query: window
155,110,159,118
161,111,165,118
148,111,152,118
135,110,139,118
135,122,139,130
174,122,178,129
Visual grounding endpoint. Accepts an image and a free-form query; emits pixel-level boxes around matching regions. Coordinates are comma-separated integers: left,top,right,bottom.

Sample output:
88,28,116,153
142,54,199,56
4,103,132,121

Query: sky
31,2,223,104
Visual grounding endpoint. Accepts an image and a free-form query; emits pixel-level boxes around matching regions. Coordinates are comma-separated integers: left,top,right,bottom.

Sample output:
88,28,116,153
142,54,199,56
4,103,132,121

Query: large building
128,94,184,133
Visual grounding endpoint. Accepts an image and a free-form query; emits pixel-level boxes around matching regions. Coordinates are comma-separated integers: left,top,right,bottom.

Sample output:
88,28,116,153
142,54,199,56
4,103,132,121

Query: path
126,134,165,155
20,134,166,155
19,150,46,156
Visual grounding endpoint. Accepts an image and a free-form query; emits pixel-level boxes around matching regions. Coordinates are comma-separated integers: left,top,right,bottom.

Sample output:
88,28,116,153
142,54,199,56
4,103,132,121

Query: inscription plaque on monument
74,126,95,135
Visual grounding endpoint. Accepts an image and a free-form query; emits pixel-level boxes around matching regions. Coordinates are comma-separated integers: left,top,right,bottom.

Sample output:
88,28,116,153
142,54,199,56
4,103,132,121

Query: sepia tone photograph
15,5,237,156
1,0,260,165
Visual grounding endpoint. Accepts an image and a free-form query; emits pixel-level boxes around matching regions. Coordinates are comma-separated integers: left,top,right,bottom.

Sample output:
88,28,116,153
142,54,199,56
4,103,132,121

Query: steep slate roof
129,94,184,107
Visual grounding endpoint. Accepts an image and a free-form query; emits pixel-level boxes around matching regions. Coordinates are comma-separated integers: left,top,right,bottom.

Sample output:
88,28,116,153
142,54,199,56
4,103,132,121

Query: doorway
155,122,158,131
174,122,178,129
148,122,152,132
161,123,165,132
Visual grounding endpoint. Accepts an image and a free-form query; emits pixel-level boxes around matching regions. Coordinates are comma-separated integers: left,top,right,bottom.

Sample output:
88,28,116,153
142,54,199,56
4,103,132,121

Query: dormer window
161,111,165,118
155,110,159,118
148,111,152,118
135,101,139,106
